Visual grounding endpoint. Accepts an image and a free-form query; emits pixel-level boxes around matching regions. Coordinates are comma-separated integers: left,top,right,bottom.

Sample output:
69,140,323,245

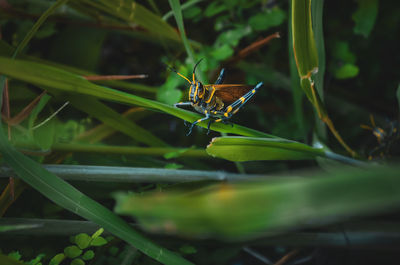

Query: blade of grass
0,254,25,265
292,0,355,156
0,164,268,183
0,57,274,138
114,165,400,240
0,126,193,264
168,0,205,81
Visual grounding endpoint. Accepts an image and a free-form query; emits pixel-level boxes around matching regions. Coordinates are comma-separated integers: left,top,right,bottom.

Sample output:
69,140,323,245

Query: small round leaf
70,258,85,265
64,246,82,258
82,250,95,261
75,233,91,249
49,253,65,265
90,236,107,247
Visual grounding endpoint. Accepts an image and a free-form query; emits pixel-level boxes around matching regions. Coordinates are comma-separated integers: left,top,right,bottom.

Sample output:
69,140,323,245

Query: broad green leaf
0,57,273,138
352,0,379,38
291,0,318,79
210,44,234,61
206,136,324,161
114,165,400,239
249,8,286,31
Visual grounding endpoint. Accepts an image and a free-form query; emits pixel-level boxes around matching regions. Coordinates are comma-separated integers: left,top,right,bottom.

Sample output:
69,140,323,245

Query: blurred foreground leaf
115,165,400,240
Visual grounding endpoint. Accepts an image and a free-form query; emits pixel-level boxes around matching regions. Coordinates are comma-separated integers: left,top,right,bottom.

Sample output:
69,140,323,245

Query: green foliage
249,8,286,31
352,0,379,37
0,0,396,263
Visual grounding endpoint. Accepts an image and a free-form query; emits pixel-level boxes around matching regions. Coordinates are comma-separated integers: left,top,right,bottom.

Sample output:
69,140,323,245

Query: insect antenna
164,63,191,84
192,58,204,82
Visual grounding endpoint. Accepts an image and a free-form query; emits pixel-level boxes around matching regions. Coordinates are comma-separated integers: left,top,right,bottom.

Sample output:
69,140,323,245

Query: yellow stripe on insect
224,113,229,117
196,119,202,123
205,86,216,103
252,89,256,93
226,106,232,113
239,97,245,103
215,118,222,122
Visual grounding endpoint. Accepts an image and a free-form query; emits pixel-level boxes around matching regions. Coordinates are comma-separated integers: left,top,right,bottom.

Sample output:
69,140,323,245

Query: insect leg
222,82,263,118
187,113,211,136
215,68,225,84
174,102,192,108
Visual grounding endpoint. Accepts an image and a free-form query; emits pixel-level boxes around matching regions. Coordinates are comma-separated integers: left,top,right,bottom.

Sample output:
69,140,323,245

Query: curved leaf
207,136,324,161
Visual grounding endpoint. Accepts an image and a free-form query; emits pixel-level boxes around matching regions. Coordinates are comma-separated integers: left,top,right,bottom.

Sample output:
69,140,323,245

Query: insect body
172,60,263,135
361,114,400,159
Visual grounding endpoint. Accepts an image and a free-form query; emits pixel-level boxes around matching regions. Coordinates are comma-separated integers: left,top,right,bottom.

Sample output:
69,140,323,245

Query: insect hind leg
224,82,263,117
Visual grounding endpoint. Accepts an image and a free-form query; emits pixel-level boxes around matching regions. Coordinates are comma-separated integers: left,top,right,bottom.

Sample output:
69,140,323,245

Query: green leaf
91,228,104,239
210,44,234,61
27,254,45,265
81,251,94,261
0,127,192,265
7,252,21,261
334,63,359,79
49,254,65,265
352,0,379,38
204,2,226,17
70,258,85,265
90,236,108,247
74,233,91,249
64,246,83,259
179,245,197,254
0,254,25,265
114,165,400,239
215,26,251,47
206,136,324,161
249,8,286,31
32,115,56,150
397,84,400,113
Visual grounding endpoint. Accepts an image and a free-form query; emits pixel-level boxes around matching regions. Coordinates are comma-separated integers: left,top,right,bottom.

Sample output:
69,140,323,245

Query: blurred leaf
0,254,25,265
49,253,65,265
332,41,356,64
334,63,359,79
210,44,234,61
215,26,251,47
179,245,197,254
205,2,226,17
81,250,94,261
70,258,85,265
32,115,56,150
206,136,324,161
114,165,400,239
397,84,400,113
249,8,286,31
183,6,202,19
352,0,379,38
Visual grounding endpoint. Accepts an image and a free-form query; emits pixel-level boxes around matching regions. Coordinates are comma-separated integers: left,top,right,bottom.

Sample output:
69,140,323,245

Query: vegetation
0,0,399,264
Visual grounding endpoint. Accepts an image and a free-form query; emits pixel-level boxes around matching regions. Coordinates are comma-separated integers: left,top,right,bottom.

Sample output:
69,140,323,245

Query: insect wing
207,84,253,104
